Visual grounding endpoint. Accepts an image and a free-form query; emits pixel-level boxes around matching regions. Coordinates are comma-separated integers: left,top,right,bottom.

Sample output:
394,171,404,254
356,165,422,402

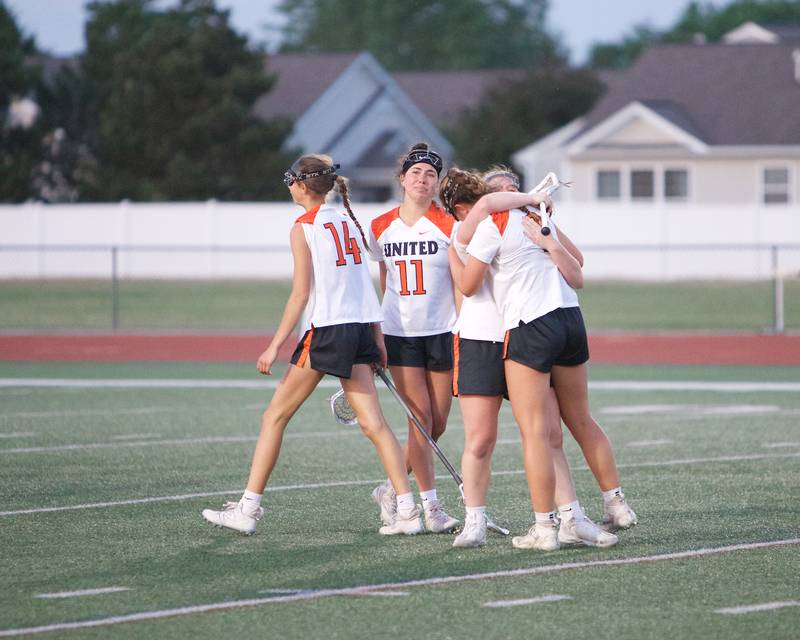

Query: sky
5,0,731,65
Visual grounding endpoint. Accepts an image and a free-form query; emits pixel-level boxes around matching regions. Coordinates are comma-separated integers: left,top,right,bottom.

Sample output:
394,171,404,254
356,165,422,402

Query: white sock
465,506,486,521
534,511,557,526
602,487,623,503
420,489,438,508
558,500,584,522
396,492,415,514
240,489,262,515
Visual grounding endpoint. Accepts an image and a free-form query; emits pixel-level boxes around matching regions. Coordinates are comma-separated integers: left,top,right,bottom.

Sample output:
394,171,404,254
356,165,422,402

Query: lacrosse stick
329,387,358,426
528,172,571,236
374,368,510,536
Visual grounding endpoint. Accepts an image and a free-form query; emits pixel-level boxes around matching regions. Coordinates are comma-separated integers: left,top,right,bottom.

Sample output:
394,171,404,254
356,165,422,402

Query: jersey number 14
324,222,362,266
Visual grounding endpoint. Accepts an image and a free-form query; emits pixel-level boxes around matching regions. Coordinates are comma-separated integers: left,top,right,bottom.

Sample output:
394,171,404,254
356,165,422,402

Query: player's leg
505,359,559,551
342,364,422,535
202,362,323,534
552,363,637,530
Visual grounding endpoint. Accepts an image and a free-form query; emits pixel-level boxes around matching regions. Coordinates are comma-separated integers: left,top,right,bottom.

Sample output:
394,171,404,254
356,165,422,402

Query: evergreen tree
278,0,563,70
74,0,293,201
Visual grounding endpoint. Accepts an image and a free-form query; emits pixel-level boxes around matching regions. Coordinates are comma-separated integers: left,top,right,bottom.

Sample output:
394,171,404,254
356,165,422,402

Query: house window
664,169,688,200
763,167,790,204
631,170,654,199
597,170,620,199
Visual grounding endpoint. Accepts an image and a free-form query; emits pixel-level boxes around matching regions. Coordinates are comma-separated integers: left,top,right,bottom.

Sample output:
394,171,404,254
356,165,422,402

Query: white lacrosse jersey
296,204,382,331
451,221,505,343
368,203,457,337
467,209,579,331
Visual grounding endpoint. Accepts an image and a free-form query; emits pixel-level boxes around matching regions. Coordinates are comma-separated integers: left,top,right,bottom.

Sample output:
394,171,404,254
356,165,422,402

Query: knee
431,417,447,441
465,434,495,459
548,424,564,449
358,415,386,440
261,408,289,432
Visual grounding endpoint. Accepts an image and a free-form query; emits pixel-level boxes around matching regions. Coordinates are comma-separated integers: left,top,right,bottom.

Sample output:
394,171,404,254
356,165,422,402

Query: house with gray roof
254,52,454,201
513,27,800,209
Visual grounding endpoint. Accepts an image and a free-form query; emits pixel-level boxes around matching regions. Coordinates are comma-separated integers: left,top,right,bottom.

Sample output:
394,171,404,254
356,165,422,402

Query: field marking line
0,430,360,455
109,433,162,441
34,588,130,600
0,379,342,389
763,442,799,448
626,440,673,447
2,378,800,392
0,432,35,439
1,539,798,638
483,594,572,608
3,451,800,518
0,407,175,419
714,600,800,615
600,404,781,415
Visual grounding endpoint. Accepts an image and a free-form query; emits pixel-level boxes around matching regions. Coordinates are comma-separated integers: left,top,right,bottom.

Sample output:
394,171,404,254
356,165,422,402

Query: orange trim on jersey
491,210,510,236
295,205,322,225
370,208,400,242
452,334,460,396
502,330,510,359
424,202,455,238
296,327,314,367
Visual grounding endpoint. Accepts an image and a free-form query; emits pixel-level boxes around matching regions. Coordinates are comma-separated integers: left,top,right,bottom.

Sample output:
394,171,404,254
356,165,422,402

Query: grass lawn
1,362,798,639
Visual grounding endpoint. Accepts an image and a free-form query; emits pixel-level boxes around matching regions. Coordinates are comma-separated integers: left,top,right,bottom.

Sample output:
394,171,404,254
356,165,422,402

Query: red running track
0,334,799,365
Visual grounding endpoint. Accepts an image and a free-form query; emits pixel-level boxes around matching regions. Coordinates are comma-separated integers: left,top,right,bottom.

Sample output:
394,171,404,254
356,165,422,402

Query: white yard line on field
34,587,129,600
2,378,800,392
2,451,799,519
762,442,799,448
626,440,673,447
714,600,800,615
1,539,798,637
0,432,35,439
0,429,360,455
483,594,572,608
0,407,175,419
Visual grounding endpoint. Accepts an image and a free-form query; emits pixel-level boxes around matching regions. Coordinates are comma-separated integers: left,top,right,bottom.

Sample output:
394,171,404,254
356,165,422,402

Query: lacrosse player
451,168,635,551
202,155,422,536
482,167,637,538
443,168,616,549
366,143,460,534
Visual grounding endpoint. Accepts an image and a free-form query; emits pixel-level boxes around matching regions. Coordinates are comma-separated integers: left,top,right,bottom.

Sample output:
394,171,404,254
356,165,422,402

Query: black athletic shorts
453,335,507,397
291,322,380,378
384,331,453,371
504,307,589,373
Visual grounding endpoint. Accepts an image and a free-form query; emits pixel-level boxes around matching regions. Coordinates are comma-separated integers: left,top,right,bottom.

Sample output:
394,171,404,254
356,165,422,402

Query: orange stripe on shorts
502,330,509,359
452,334,460,396
297,327,314,367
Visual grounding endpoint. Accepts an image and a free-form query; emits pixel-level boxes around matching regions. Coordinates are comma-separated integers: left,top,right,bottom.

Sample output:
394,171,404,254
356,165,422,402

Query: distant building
513,24,800,209
254,52,455,201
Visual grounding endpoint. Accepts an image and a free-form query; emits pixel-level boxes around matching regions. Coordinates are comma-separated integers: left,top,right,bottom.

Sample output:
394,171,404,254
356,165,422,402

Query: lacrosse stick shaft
375,368,464,496
375,368,510,536
539,201,551,236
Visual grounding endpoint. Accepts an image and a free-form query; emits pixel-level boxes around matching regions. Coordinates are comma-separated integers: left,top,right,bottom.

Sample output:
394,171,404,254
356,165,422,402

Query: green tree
74,0,293,201
0,2,44,202
449,67,603,170
278,0,563,70
589,0,800,69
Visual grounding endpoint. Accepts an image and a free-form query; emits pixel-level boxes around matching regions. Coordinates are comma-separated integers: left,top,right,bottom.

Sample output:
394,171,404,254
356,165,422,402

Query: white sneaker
558,515,619,548
452,511,487,548
511,522,560,551
423,499,459,533
371,480,396,526
202,501,262,535
602,494,638,531
379,506,423,535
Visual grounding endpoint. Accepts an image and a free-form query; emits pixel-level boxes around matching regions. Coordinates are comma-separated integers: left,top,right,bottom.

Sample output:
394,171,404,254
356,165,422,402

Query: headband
401,149,443,175
283,163,340,186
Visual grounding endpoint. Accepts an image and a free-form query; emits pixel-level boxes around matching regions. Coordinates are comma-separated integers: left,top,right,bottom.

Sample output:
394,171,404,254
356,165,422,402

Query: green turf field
1,278,798,331
1,362,798,639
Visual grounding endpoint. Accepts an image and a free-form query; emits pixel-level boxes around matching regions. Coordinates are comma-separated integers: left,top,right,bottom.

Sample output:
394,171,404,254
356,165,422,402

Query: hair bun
410,142,428,152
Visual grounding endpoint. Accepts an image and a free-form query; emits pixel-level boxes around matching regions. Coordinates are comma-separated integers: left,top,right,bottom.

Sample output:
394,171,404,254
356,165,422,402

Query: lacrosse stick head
329,388,358,426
